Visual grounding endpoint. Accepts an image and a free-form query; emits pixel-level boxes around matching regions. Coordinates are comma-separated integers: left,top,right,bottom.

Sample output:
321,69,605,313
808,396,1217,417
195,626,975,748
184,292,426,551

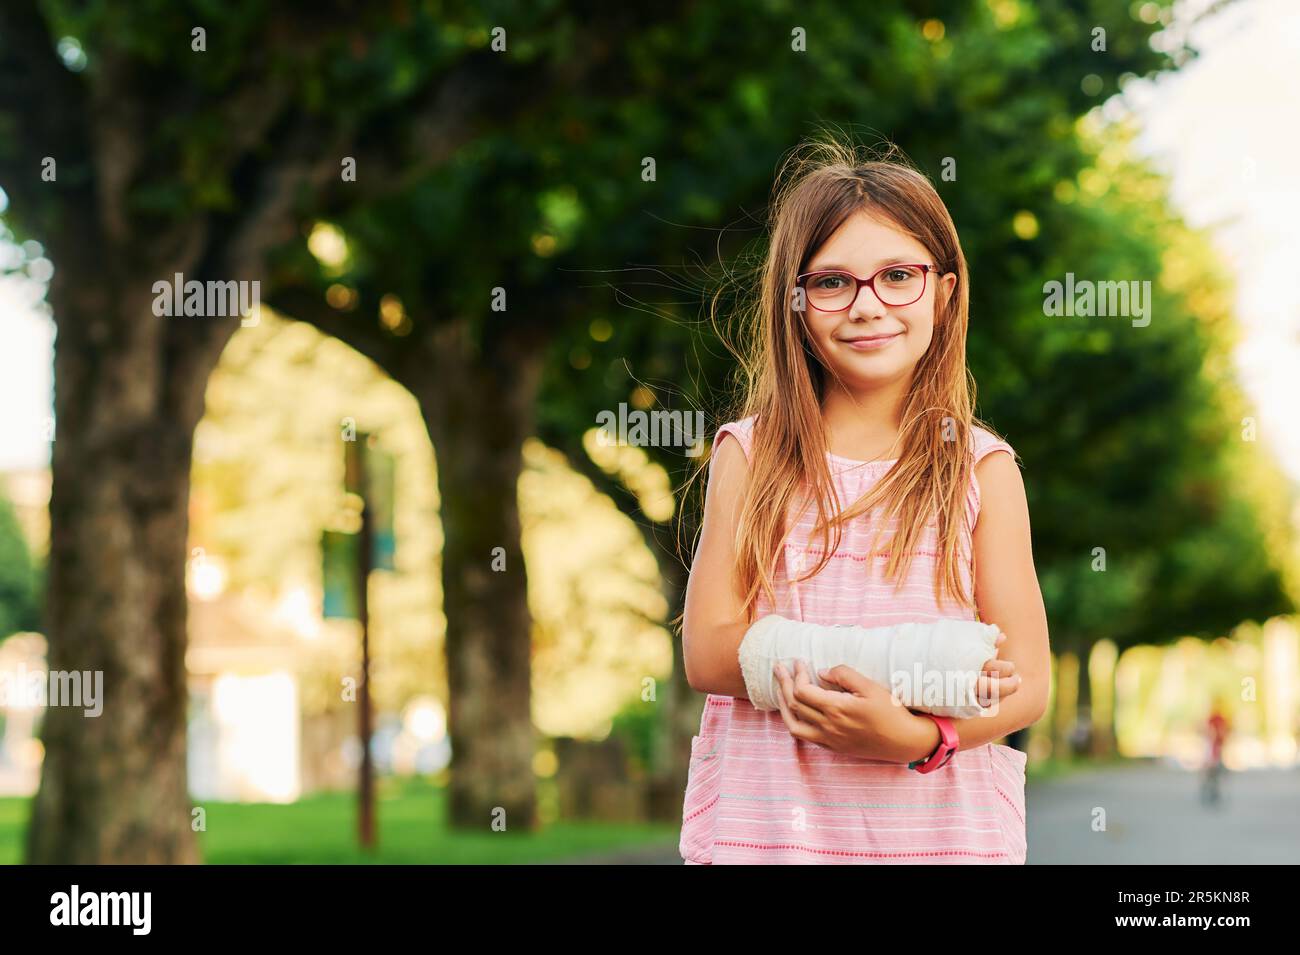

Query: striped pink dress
679,415,1028,864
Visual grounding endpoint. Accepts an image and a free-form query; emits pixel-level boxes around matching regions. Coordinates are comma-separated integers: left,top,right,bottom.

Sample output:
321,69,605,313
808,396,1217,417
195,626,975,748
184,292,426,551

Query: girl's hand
772,660,933,762
978,631,1022,708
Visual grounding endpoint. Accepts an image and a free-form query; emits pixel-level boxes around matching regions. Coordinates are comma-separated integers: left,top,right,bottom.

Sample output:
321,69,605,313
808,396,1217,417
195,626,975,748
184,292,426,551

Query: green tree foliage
0,491,40,639
520,1,1294,660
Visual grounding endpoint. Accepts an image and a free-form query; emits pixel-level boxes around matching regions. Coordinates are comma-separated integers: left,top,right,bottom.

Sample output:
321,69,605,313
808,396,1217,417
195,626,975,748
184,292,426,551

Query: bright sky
1,0,1297,482
1127,0,1300,483
0,270,53,471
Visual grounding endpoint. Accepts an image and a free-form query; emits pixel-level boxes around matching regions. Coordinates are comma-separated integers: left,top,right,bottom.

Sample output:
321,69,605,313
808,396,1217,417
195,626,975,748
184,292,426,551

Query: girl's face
799,209,955,392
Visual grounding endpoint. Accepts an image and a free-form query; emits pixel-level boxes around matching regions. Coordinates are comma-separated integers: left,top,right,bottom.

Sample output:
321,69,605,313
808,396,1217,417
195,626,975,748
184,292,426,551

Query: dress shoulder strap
971,424,1016,467
711,415,758,462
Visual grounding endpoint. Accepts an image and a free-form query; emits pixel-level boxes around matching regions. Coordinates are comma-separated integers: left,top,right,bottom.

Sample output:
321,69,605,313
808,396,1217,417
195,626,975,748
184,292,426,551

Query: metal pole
357,443,376,851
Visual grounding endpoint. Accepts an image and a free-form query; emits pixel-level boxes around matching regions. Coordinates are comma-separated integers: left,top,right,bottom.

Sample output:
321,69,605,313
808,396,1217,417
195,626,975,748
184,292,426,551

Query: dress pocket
992,742,1028,772
988,744,1028,830
985,743,1027,864
679,734,724,864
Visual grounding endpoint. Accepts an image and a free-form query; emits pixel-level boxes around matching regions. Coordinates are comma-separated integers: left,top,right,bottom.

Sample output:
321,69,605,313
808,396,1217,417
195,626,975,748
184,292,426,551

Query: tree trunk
418,318,543,832
1075,647,1094,758
645,549,700,821
550,441,704,823
1004,726,1030,754
1050,651,1078,760
1084,642,1117,760
27,268,232,863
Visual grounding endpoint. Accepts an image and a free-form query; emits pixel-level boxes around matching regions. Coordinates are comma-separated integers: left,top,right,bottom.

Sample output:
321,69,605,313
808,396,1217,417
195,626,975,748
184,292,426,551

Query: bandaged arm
738,614,1001,718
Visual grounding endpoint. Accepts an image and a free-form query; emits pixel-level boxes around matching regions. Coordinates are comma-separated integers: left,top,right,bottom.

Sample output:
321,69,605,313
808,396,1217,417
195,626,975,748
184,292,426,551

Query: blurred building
2,468,50,562
0,466,450,801
0,586,450,800
186,592,309,802
0,632,44,795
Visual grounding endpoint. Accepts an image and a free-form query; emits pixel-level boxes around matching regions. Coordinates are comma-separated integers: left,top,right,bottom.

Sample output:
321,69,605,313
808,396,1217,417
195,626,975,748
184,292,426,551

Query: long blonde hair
683,136,1007,624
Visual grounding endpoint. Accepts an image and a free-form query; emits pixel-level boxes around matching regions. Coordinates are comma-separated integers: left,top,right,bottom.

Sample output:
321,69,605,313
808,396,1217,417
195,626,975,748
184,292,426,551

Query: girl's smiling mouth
839,331,903,350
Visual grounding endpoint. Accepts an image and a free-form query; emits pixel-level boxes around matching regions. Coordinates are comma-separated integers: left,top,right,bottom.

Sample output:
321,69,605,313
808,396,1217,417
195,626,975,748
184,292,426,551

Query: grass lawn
1026,752,1132,783
0,776,680,864
0,757,1132,863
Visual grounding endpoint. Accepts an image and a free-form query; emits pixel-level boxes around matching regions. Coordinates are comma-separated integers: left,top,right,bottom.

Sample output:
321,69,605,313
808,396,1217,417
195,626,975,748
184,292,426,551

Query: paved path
546,841,682,865
555,762,1300,864
1027,762,1300,864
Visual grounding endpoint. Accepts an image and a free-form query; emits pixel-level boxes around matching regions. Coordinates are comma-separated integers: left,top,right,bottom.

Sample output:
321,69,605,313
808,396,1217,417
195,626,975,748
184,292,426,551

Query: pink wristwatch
908,715,958,773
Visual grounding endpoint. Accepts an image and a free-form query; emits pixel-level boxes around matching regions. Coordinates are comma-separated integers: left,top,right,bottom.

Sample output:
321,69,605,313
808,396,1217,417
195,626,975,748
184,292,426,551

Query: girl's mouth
840,332,902,350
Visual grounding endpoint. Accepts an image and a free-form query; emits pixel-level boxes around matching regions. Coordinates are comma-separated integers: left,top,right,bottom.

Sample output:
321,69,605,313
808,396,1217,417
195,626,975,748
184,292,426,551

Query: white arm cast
738,614,1001,718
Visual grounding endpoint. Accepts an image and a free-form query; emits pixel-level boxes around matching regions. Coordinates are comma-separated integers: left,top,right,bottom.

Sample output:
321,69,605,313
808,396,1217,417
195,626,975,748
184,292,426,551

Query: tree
0,0,647,860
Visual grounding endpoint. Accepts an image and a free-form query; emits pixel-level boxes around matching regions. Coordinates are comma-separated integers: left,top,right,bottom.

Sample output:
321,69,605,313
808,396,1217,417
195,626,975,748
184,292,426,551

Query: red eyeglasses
794,263,940,311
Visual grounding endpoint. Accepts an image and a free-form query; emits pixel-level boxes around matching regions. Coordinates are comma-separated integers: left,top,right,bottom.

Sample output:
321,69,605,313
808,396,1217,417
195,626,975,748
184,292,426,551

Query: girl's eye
813,274,848,289
882,267,921,283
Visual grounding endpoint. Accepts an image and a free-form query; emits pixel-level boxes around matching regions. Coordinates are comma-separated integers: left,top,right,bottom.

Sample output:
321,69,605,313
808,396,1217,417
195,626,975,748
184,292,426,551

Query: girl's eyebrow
806,255,915,272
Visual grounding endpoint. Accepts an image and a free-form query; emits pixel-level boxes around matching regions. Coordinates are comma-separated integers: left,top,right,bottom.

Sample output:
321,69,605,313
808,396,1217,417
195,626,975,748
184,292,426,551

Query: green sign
321,530,358,620
344,437,396,571
366,446,396,572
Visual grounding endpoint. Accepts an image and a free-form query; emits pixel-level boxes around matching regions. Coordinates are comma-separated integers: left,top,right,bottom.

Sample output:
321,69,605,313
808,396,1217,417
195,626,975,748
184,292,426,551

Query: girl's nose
847,285,887,321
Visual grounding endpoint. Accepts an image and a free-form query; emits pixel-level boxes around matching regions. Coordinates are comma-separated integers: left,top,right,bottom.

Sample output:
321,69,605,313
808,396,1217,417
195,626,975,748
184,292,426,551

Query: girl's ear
937,271,957,309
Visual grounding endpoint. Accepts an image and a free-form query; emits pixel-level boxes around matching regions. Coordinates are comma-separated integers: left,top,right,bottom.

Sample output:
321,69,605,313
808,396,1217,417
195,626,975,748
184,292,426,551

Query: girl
678,140,1051,864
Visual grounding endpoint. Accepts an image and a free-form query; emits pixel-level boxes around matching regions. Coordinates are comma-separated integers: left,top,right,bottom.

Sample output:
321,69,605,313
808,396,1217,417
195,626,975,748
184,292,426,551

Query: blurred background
1,0,1298,864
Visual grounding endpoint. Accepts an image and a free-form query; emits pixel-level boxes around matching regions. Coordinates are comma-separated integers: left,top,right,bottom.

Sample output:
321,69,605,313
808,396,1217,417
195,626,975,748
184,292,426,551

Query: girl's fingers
789,661,824,725
774,663,808,727
772,665,797,727
775,662,823,735
976,673,1022,706
981,658,1017,677
775,690,795,730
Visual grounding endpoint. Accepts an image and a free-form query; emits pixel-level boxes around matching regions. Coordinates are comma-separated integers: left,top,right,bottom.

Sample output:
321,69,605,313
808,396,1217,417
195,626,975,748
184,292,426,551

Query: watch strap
909,715,957,773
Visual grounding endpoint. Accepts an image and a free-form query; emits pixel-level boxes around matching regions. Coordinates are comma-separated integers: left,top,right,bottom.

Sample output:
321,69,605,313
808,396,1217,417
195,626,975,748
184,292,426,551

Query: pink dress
679,415,1028,864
